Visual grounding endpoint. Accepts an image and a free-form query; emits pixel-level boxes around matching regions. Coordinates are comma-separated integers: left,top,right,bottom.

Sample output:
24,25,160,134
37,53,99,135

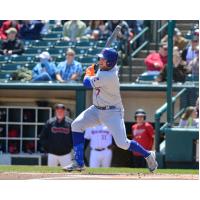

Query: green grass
0,165,198,175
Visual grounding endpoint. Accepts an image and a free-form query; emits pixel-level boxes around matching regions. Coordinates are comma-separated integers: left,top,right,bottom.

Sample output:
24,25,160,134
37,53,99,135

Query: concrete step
119,74,138,82
176,20,199,24
132,58,145,66
119,66,146,75
136,50,156,58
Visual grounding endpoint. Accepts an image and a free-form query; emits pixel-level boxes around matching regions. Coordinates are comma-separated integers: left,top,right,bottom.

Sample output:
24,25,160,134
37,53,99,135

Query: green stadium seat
31,40,54,48
51,26,63,32
76,40,96,48
54,41,74,48
48,48,64,56
10,55,34,64
96,40,106,48
1,63,22,71
137,72,158,82
74,47,87,56
78,56,98,64
24,62,36,70
87,48,100,56
24,48,42,56
0,56,10,64
55,56,65,63
43,33,62,41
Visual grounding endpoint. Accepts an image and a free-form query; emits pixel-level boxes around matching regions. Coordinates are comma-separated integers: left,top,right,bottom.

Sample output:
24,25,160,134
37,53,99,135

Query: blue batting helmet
97,48,118,68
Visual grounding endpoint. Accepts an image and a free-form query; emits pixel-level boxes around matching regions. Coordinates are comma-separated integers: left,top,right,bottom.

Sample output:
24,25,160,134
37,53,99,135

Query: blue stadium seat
48,48,65,56
96,40,106,48
51,26,63,33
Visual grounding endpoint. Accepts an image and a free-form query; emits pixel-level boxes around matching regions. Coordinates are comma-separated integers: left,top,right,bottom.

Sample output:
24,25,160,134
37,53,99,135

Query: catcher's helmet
97,48,118,68
135,109,146,120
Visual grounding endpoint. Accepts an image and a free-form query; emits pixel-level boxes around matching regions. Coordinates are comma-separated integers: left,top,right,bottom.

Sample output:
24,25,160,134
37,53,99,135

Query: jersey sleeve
84,128,91,140
145,123,154,138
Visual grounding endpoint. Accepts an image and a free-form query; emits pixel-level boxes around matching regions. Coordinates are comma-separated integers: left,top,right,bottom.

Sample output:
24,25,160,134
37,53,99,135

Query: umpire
40,104,73,167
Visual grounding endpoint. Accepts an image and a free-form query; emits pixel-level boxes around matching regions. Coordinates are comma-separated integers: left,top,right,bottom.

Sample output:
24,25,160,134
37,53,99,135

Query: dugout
0,81,198,167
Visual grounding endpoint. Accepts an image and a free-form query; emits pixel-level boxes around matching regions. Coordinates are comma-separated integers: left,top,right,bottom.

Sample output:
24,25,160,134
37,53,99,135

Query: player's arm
83,64,96,88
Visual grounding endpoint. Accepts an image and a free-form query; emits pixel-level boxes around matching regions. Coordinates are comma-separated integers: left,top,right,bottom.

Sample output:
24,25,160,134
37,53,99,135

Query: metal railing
154,88,187,152
127,27,150,82
156,21,168,50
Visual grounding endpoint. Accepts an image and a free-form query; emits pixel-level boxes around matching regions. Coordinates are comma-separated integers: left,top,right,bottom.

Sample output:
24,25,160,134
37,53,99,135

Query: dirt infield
0,172,198,180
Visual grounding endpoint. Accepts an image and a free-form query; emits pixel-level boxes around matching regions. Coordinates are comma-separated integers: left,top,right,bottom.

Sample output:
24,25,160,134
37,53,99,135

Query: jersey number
101,135,107,140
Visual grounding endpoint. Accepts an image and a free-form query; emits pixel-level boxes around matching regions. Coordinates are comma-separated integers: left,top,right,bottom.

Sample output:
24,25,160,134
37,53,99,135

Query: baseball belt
94,105,116,110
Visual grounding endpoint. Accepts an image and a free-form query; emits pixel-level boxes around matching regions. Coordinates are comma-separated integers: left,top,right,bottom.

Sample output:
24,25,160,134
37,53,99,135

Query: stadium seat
136,72,158,82
96,40,106,48
43,33,62,41
87,48,100,56
1,63,22,71
48,48,65,56
0,56,10,64
76,40,96,48
55,56,65,63
54,41,75,49
24,48,42,56
31,40,54,48
74,47,87,56
186,74,199,82
51,26,63,33
78,56,98,64
0,72,11,80
10,55,34,64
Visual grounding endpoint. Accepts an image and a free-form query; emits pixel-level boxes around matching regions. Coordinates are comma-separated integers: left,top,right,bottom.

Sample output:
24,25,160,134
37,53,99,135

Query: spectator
144,43,168,74
131,109,154,168
85,20,106,40
157,46,188,83
40,104,73,167
187,46,199,77
32,52,57,81
63,20,86,41
182,35,199,64
179,106,198,128
105,20,130,54
0,28,24,55
19,20,45,40
0,20,20,40
84,124,113,168
161,28,188,51
56,48,83,82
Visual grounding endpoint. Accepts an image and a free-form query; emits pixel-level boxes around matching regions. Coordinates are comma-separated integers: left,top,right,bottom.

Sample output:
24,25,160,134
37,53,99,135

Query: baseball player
63,48,158,172
84,124,113,168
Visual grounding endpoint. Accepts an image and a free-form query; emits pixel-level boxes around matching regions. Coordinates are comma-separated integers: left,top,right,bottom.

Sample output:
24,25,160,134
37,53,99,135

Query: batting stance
64,48,158,172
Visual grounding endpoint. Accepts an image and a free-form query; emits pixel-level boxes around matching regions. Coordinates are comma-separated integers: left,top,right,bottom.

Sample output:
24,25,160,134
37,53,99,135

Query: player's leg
67,105,100,169
48,153,59,167
100,109,158,171
89,150,101,168
101,149,112,168
59,153,72,167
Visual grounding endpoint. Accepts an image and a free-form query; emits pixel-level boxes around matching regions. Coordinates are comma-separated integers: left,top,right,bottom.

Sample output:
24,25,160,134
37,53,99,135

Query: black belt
94,105,116,110
93,148,106,151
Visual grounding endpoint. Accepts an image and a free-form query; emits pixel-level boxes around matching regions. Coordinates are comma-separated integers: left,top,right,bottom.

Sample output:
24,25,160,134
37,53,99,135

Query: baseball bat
94,24,122,71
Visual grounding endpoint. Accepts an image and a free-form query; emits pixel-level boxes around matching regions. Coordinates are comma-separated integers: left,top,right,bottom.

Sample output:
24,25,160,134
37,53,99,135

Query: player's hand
85,64,95,77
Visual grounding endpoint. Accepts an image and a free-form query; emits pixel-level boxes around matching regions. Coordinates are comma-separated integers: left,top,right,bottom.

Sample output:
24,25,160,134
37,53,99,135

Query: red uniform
144,52,167,71
131,122,154,156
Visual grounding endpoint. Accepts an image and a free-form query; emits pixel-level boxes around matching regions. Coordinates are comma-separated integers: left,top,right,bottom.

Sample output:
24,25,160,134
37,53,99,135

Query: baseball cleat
145,151,158,172
62,162,85,172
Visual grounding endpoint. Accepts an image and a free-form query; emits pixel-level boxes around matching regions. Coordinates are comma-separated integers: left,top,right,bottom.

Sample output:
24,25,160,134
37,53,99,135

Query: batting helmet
135,109,146,120
97,48,118,68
